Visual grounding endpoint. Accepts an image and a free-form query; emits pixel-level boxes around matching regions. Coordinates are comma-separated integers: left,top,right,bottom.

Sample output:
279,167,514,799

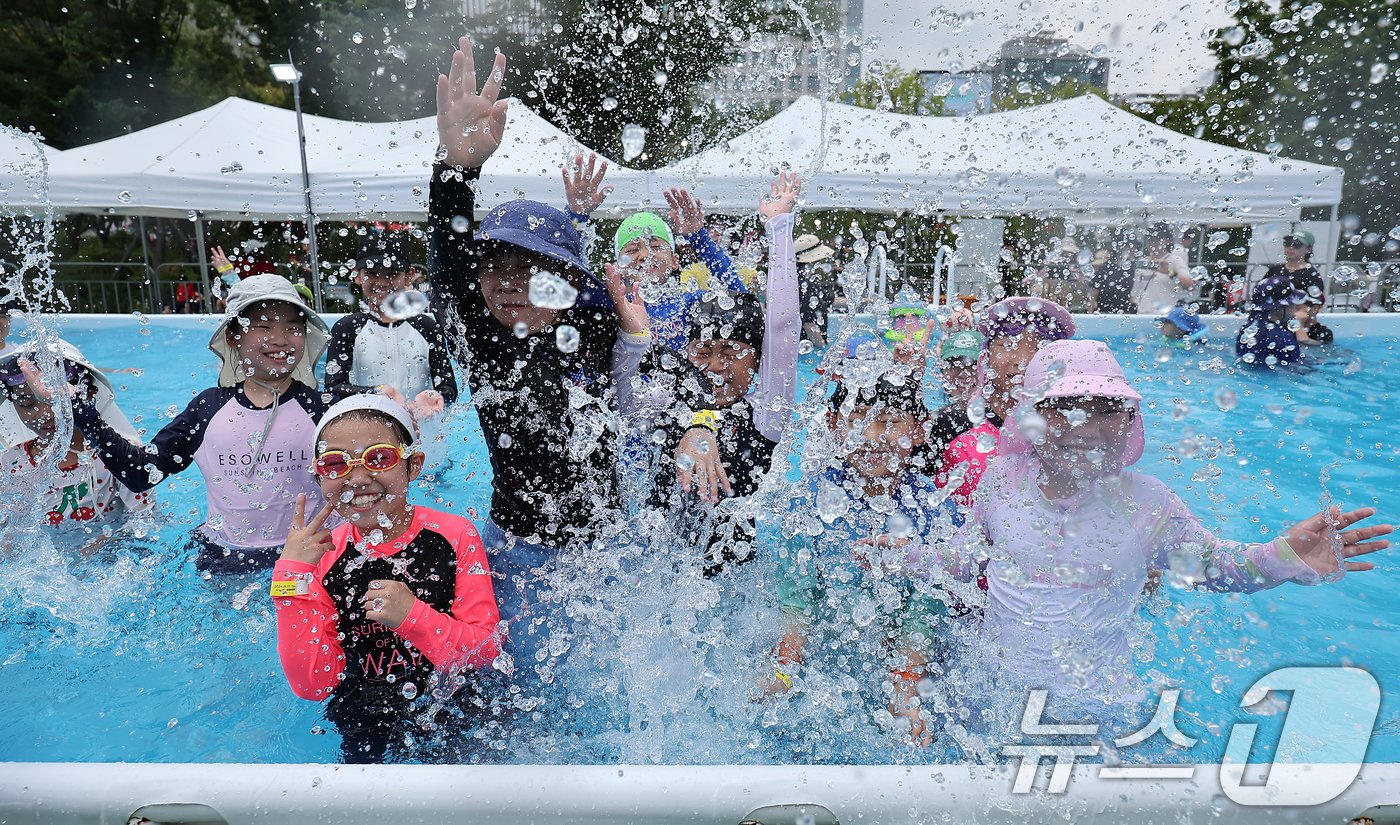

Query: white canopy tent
42,97,644,220
653,95,1343,222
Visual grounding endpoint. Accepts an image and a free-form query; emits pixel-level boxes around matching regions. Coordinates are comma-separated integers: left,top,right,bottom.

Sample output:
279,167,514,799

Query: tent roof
43,97,644,220
655,95,1342,220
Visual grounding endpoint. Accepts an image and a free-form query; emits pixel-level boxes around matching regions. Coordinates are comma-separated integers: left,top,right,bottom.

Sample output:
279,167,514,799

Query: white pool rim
1,762,1399,823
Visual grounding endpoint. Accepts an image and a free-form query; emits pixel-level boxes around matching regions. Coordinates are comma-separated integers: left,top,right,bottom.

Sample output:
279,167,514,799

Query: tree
991,76,1102,112
1134,0,1400,258
845,64,946,116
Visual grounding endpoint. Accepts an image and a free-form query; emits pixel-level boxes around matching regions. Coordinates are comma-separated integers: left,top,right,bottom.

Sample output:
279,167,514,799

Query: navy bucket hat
476,201,592,279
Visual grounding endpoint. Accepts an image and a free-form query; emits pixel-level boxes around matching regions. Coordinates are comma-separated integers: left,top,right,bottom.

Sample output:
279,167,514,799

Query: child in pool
1159,305,1208,345
1290,293,1334,347
1,342,153,538
766,374,960,746
936,297,1075,509
64,274,332,573
906,339,1392,709
1236,275,1305,367
638,173,801,575
325,233,458,417
272,395,500,764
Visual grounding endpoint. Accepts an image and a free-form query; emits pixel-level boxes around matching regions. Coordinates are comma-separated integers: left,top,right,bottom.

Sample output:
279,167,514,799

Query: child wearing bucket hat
428,37,655,681
0,341,153,538
272,394,500,763
901,339,1391,714
934,297,1075,509
1236,274,1306,367
61,274,332,573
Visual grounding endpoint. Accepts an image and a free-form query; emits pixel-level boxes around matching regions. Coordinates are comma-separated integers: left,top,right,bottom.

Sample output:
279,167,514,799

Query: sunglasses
1283,239,1308,248
313,444,412,479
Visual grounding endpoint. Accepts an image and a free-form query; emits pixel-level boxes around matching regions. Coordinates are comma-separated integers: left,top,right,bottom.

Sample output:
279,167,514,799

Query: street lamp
269,52,324,312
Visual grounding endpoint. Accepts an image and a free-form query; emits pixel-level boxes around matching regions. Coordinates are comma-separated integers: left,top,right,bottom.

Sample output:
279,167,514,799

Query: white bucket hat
0,338,141,448
208,274,328,388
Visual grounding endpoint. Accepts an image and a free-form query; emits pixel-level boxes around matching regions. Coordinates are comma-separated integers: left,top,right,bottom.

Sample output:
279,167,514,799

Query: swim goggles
313,444,412,479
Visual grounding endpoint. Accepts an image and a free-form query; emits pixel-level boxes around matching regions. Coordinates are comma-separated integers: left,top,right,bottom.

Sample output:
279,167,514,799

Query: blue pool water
0,317,1396,764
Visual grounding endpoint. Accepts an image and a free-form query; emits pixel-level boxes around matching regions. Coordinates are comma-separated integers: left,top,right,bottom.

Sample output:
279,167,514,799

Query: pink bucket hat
1000,339,1146,468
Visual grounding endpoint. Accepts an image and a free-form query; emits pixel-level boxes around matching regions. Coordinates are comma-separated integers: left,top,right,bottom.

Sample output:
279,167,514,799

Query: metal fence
32,257,1400,315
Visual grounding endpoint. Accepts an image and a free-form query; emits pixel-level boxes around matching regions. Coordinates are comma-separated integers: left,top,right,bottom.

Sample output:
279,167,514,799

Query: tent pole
194,215,213,314
289,57,324,314
138,215,157,315
1327,202,1339,306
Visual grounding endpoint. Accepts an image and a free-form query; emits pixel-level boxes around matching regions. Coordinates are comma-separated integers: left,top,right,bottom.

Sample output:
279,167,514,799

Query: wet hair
688,292,765,353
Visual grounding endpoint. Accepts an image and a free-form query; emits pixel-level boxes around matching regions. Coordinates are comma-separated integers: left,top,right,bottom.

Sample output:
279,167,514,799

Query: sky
860,0,1238,95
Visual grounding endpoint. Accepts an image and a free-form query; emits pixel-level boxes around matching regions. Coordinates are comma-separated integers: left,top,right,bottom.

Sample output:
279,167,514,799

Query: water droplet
621,25,639,44
653,70,667,87
351,31,364,44
602,97,618,111
1335,137,1355,151
815,481,850,524
528,270,578,310
449,215,469,233
380,289,429,321
220,161,243,175
497,433,513,448
118,191,132,204
555,324,580,353
401,682,419,700
797,340,814,355
1303,115,1320,132
1213,388,1238,412
1371,62,1390,84
513,321,529,338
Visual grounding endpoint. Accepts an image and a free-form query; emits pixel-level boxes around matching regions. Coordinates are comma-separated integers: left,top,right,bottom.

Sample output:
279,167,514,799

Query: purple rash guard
74,382,329,554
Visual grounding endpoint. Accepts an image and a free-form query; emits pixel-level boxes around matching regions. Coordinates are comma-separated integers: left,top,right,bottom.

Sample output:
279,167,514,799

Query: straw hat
794,235,835,265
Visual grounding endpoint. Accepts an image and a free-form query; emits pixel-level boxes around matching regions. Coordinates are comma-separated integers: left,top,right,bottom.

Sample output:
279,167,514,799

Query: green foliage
1133,0,1400,256
992,76,1103,112
845,64,946,116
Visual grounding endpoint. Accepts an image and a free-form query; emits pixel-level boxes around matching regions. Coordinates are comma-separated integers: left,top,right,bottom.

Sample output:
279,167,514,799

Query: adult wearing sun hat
795,233,838,347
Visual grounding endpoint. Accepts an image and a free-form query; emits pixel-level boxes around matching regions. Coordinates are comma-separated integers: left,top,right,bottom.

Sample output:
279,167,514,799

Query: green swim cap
614,212,674,258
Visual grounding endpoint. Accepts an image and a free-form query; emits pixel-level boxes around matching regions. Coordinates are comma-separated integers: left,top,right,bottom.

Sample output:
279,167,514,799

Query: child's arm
324,315,380,401
561,152,613,256
271,498,346,700
751,172,802,443
390,522,502,669
604,262,651,416
73,389,217,493
666,187,745,294
416,315,460,405
1143,480,1391,591
427,38,508,333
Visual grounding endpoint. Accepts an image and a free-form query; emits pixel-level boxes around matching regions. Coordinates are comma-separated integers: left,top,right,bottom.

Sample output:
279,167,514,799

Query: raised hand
675,427,732,503
759,170,801,219
562,152,614,216
604,263,650,336
362,579,417,628
435,36,508,169
1284,506,1392,577
411,389,445,419
282,493,336,565
664,187,705,236
211,245,232,271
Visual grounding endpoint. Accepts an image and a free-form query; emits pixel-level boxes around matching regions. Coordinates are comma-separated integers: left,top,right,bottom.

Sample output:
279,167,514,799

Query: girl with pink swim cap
909,339,1392,707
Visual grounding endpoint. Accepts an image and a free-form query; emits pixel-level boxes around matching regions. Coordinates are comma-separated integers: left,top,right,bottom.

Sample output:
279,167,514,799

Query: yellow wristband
216,263,235,274
774,669,792,689
270,577,309,597
690,409,721,432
